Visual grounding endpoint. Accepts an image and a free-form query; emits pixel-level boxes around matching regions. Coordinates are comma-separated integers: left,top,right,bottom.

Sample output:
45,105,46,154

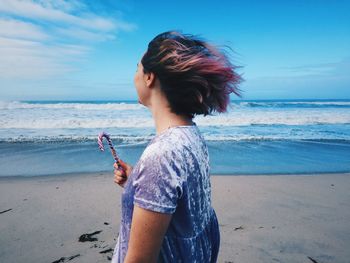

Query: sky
0,0,349,101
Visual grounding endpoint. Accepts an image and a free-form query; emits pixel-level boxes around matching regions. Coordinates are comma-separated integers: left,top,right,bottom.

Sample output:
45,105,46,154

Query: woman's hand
113,159,132,187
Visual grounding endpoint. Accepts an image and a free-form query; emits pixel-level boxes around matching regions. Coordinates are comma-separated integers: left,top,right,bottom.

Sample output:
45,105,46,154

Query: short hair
141,31,242,118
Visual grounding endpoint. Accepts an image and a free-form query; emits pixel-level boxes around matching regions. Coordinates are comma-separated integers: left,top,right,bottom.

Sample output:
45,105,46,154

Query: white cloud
35,0,85,13
0,0,136,79
0,37,89,78
55,27,115,42
0,18,49,40
0,0,123,31
278,58,350,78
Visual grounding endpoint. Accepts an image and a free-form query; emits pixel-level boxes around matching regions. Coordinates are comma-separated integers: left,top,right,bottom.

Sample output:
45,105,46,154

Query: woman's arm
124,205,172,263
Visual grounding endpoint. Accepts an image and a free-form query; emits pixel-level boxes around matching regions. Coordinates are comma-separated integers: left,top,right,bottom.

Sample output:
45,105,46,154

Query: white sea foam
0,117,154,129
2,133,349,143
1,100,350,142
235,101,350,108
1,108,350,129
2,100,350,111
194,111,350,126
0,101,145,111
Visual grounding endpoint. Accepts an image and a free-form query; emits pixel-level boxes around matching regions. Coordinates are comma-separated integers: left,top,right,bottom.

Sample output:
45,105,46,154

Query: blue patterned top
111,124,220,263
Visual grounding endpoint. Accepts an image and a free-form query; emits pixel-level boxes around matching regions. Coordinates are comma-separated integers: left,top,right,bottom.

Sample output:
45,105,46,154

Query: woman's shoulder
140,135,178,163
141,126,199,163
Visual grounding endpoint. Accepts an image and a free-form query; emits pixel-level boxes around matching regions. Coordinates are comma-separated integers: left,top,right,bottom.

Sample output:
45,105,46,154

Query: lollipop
98,132,123,171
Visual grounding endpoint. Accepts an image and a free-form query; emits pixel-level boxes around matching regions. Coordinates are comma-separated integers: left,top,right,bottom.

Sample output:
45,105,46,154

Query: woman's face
134,61,148,106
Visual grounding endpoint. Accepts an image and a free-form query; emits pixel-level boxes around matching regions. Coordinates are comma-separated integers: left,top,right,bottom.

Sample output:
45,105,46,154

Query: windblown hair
141,31,242,118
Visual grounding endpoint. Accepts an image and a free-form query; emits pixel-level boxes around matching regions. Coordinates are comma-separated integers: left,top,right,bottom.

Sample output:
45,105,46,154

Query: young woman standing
111,31,241,263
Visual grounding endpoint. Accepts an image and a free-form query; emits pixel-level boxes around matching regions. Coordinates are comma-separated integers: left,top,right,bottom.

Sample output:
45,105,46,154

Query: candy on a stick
98,132,124,173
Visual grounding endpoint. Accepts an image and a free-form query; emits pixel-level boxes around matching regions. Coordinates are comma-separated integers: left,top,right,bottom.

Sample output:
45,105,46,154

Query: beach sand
1,173,349,263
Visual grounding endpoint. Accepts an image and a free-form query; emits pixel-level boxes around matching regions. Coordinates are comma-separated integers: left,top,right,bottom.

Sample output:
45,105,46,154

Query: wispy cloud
0,18,49,40
0,0,129,31
277,58,350,77
245,57,350,99
0,0,136,79
0,37,89,78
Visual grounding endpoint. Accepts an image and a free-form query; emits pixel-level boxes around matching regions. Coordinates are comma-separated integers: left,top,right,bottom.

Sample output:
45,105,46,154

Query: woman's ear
144,72,156,88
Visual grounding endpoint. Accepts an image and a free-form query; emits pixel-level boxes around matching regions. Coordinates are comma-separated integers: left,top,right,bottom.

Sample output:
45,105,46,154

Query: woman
111,31,241,263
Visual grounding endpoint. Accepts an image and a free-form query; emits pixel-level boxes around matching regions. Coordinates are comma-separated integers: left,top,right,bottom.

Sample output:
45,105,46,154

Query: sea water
0,99,349,176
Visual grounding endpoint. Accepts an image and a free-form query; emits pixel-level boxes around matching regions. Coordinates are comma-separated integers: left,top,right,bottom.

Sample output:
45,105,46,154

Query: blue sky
0,0,349,101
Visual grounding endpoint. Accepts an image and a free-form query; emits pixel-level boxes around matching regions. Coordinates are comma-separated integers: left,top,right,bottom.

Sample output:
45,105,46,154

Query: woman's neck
150,98,193,134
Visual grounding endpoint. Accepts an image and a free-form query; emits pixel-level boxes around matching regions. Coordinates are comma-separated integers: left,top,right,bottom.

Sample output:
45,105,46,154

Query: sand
1,173,350,263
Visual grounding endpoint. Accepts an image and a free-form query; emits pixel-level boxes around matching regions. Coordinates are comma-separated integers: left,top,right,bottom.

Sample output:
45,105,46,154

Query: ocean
0,99,349,177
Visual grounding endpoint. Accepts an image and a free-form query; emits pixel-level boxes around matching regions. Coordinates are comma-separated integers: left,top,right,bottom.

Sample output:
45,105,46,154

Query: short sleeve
132,146,184,214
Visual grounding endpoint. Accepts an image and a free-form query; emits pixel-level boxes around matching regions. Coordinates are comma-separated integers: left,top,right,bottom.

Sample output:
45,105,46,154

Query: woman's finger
114,175,123,183
114,169,122,176
114,172,126,181
116,159,130,172
114,167,124,175
114,177,126,185
114,175,124,181
115,168,127,177
115,172,126,180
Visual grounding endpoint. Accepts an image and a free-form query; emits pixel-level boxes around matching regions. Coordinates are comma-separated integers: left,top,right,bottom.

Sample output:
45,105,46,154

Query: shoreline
1,171,349,181
1,173,350,262
2,139,350,177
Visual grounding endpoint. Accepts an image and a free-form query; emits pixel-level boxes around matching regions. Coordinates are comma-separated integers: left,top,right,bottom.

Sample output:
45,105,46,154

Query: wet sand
1,173,349,263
